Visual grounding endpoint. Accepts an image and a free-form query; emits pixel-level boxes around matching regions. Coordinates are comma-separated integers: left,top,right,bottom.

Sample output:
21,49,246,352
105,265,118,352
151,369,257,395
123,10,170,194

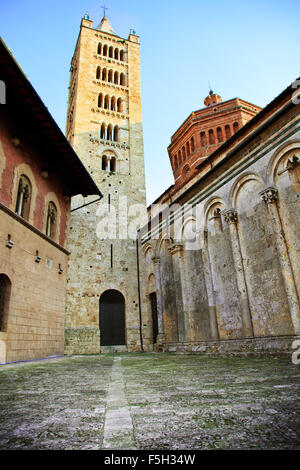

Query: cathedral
0,13,299,363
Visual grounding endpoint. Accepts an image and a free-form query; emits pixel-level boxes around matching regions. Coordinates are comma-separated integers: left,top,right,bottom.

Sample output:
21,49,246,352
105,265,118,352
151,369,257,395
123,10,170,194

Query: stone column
151,257,165,343
168,243,190,342
260,187,300,334
223,209,254,337
202,229,219,340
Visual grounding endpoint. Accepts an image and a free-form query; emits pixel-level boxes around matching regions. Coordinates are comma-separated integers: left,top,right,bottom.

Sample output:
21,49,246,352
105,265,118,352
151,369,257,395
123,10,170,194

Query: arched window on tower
97,43,102,55
217,127,224,143
114,71,119,85
109,46,113,58
117,98,122,113
114,48,119,60
225,124,231,139
191,137,195,152
46,201,57,240
233,122,239,133
111,96,116,111
100,123,106,139
120,50,125,61
102,155,108,171
186,142,190,156
104,95,110,110
178,150,182,165
113,125,119,142
96,66,101,80
102,68,107,81
174,154,178,169
120,73,126,86
110,157,116,172
200,131,207,147
108,70,113,83
107,124,113,141
98,93,103,108
182,146,186,160
209,129,215,145
103,45,108,56
15,175,32,221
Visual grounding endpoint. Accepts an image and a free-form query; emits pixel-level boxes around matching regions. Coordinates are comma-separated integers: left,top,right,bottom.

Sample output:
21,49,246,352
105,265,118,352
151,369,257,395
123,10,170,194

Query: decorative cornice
89,138,130,150
0,202,70,255
259,187,279,204
91,108,128,120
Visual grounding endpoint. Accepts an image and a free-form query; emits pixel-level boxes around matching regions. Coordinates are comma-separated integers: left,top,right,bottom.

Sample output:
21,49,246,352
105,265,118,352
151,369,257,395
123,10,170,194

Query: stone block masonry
64,16,147,354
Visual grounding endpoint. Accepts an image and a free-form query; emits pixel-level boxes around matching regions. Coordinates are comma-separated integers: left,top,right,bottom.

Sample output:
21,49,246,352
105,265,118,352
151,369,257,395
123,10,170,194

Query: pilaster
260,187,300,334
168,243,191,342
223,209,254,337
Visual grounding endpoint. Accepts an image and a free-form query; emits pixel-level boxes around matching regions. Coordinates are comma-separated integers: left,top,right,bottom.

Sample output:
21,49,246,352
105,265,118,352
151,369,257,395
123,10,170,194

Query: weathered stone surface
139,89,300,355
64,18,147,353
0,353,299,450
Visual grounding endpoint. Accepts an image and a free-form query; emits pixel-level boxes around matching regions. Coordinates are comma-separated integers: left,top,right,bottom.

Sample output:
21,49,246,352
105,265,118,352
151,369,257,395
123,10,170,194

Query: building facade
0,39,101,364
139,82,300,355
64,15,147,354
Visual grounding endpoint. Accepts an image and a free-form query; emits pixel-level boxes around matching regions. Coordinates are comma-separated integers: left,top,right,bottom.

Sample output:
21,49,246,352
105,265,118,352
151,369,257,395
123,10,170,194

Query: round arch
99,289,126,346
0,273,11,333
230,173,264,209
267,140,300,186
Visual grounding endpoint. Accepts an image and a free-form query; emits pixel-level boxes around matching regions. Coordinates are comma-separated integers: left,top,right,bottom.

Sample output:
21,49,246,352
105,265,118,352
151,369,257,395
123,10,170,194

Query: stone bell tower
64,13,147,354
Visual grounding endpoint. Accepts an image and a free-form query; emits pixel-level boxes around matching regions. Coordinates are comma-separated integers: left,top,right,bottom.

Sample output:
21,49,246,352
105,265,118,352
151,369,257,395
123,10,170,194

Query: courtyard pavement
0,353,299,450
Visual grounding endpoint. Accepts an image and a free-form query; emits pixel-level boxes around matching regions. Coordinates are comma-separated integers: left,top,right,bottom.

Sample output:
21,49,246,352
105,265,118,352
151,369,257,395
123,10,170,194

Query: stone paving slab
0,353,299,450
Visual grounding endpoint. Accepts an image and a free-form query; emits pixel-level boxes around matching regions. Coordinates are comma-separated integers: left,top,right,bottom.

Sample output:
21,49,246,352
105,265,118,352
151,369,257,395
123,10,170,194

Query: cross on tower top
101,5,108,17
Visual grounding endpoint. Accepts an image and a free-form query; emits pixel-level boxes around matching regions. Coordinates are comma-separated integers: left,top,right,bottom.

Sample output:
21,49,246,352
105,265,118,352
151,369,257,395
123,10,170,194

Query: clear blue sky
1,0,299,204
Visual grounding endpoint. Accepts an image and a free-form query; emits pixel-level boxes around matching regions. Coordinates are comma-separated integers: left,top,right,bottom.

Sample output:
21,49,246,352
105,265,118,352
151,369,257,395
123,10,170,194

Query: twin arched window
102,155,116,172
15,175,32,220
46,202,57,239
14,175,59,240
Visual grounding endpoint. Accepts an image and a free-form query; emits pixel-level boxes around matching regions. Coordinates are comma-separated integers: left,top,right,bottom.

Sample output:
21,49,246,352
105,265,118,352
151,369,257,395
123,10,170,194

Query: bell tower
64,13,146,354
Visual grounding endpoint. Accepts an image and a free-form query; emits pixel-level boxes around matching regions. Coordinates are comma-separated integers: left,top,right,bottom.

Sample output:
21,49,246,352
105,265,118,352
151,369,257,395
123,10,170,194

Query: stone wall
139,94,300,355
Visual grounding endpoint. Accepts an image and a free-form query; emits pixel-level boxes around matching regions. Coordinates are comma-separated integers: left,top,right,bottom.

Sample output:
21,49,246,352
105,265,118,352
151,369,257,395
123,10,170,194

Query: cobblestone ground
0,353,299,450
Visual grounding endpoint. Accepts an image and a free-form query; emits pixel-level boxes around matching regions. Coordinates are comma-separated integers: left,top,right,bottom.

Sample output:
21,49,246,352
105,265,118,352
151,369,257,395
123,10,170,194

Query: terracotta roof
196,79,299,171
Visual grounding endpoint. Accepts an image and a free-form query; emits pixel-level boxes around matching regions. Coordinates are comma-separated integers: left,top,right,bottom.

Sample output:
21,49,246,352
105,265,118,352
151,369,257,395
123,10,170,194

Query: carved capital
167,243,184,256
223,209,238,225
151,256,161,265
260,187,278,204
